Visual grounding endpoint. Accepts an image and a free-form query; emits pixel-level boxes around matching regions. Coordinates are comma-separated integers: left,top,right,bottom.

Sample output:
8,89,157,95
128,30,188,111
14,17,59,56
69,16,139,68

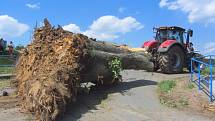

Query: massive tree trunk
16,19,154,121
89,50,153,70
81,50,153,84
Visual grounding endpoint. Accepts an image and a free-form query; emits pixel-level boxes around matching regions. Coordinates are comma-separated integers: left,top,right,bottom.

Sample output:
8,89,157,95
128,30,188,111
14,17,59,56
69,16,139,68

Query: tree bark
86,39,130,54
80,50,154,84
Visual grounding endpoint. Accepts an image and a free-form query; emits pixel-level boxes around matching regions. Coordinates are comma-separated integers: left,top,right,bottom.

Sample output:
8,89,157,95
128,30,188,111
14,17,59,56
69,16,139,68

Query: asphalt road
62,70,213,121
0,70,213,121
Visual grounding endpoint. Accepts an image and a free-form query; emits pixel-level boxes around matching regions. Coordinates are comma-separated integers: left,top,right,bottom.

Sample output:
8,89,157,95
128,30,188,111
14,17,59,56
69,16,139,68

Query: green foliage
108,57,122,79
201,67,215,76
15,45,25,51
158,80,176,93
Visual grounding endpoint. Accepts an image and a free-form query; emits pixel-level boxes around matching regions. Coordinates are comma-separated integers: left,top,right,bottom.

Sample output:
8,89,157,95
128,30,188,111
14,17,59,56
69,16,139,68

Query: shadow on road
59,79,157,121
156,70,190,74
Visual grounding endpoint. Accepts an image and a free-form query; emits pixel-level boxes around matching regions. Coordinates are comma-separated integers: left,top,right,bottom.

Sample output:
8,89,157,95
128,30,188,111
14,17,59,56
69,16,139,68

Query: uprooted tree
16,19,154,121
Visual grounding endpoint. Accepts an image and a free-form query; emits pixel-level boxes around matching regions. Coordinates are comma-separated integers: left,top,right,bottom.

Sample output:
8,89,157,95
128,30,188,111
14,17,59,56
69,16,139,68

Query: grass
0,79,11,90
0,67,14,74
158,80,176,93
0,57,15,74
158,80,189,108
201,67,215,76
0,58,15,65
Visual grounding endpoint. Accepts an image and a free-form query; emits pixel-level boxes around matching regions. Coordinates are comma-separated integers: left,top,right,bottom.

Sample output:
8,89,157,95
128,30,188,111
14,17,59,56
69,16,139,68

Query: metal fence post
198,63,201,90
210,65,213,102
190,58,193,82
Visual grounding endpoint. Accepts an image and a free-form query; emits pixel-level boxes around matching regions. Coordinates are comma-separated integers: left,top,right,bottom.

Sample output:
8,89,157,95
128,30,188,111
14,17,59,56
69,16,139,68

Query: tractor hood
159,40,176,48
142,40,158,49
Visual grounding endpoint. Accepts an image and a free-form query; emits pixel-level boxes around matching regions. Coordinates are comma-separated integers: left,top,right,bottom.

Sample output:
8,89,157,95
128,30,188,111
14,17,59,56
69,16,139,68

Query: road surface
62,70,213,121
0,70,214,121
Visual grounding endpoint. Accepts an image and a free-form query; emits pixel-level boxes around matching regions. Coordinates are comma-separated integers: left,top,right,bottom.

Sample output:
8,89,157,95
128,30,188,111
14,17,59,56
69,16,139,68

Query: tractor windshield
156,30,184,43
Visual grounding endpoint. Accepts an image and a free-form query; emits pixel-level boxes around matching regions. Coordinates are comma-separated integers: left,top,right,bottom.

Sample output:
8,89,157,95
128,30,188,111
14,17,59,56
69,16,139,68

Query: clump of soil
16,19,88,121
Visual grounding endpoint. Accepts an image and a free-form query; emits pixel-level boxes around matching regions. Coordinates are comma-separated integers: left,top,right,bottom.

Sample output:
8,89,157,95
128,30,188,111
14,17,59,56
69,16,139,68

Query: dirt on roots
16,19,90,121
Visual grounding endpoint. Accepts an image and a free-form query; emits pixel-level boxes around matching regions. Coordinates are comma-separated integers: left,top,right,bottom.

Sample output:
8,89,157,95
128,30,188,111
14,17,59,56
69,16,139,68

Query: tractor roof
158,26,185,31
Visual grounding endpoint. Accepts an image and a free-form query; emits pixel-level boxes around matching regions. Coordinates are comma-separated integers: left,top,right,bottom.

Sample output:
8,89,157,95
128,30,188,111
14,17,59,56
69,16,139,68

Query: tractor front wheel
159,46,185,74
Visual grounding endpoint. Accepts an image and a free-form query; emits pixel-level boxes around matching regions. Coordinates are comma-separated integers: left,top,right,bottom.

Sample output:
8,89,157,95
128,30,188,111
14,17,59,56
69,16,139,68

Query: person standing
8,41,14,55
0,38,3,53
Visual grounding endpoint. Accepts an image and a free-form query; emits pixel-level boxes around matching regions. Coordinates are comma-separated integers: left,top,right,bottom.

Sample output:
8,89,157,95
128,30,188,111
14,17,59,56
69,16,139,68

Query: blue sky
0,0,215,54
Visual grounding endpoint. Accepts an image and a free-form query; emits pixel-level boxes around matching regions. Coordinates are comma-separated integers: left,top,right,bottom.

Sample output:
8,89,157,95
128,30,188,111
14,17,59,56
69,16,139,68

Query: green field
0,79,11,90
0,58,15,65
0,67,14,74
0,57,15,74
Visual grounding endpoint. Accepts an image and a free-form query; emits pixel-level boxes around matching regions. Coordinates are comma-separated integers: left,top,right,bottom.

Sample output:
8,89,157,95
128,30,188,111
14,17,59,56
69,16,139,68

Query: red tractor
143,26,199,74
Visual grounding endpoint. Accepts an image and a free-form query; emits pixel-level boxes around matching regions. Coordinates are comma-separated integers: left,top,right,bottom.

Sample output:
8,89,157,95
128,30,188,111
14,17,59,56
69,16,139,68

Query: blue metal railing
190,55,215,102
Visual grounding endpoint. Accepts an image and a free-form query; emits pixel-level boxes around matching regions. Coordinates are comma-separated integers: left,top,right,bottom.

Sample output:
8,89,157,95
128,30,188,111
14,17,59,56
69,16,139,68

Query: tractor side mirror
188,29,193,37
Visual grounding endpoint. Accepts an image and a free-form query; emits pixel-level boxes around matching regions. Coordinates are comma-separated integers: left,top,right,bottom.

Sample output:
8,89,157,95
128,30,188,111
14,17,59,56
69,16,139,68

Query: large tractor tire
159,46,185,74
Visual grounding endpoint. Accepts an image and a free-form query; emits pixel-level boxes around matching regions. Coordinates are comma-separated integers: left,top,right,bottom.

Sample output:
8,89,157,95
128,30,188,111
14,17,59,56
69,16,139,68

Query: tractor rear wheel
159,46,185,74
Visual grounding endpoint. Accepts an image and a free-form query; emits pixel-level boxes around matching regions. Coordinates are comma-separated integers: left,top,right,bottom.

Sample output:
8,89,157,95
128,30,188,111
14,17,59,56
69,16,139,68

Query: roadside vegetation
157,77,215,118
160,78,215,120
0,58,15,65
158,80,176,93
0,56,16,74
201,67,215,76
158,79,192,108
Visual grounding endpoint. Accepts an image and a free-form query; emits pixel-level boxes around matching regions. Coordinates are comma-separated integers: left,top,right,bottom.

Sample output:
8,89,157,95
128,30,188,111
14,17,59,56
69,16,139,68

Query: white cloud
0,15,29,38
84,16,143,40
26,3,40,9
63,24,81,33
159,0,215,24
159,0,179,10
203,42,215,54
83,30,119,40
64,15,143,41
118,7,126,13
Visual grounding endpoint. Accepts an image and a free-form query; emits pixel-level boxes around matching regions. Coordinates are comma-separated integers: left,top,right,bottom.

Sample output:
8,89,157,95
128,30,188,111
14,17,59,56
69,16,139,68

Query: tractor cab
154,26,185,44
154,26,194,52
